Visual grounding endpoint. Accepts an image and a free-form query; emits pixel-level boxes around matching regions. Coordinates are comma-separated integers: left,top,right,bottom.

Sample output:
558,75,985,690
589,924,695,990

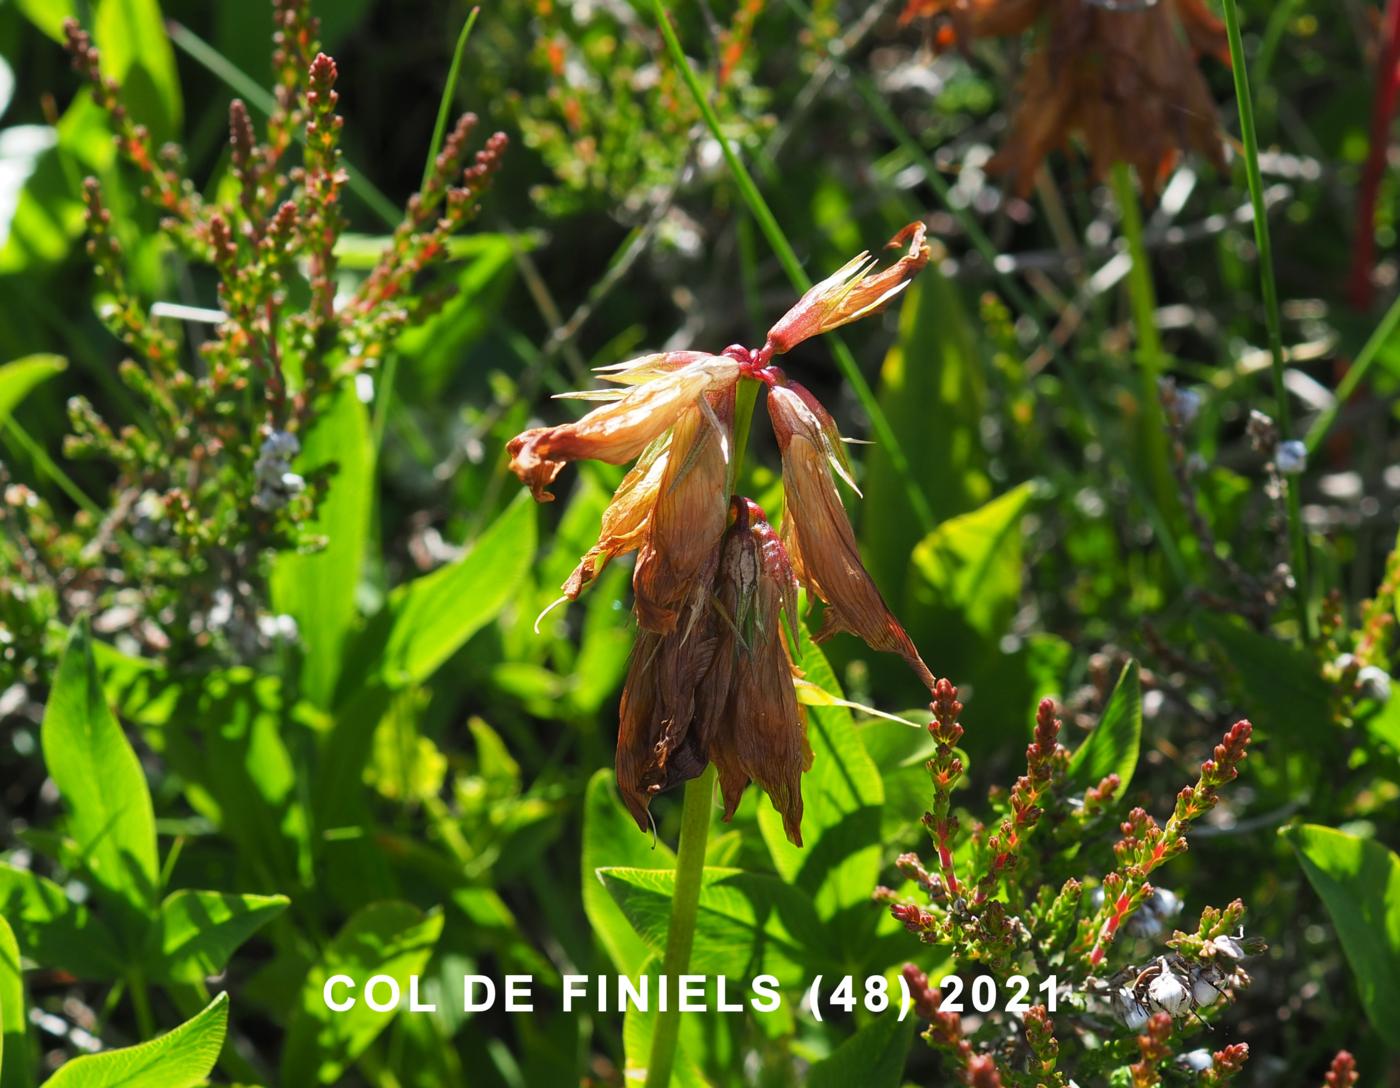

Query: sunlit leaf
281,902,444,1085
1283,823,1400,1034
1067,660,1142,801
147,890,289,984
45,992,228,1088
40,619,158,938
271,383,373,707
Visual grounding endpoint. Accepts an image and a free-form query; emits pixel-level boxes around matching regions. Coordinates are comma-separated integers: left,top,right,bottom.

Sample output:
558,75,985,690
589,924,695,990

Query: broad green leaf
348,494,535,694
1283,824,1400,1034
1202,614,1330,745
93,0,183,140
45,992,228,1088
758,638,884,950
0,354,65,423
147,890,289,984
41,619,158,936
862,272,989,595
1067,660,1142,801
598,866,829,987
271,384,373,707
281,902,444,1085
808,1006,915,1088
581,770,676,975
0,913,29,1088
909,483,1033,640
0,863,122,980
97,650,313,895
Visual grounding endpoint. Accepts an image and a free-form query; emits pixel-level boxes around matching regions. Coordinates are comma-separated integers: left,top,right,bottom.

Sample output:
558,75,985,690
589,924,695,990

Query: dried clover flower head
508,224,936,838
902,0,1228,197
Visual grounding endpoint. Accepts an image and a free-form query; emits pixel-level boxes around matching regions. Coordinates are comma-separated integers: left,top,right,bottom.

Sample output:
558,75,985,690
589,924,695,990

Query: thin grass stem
1221,0,1314,642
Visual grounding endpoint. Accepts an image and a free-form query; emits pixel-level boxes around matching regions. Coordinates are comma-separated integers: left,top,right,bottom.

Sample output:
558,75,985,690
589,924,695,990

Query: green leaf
1202,614,1330,746
1283,823,1400,1034
909,483,1033,641
147,890,289,984
581,770,675,975
0,354,65,423
861,272,989,594
808,1005,915,1088
281,902,444,1085
14,0,77,41
93,0,183,141
347,493,536,695
40,619,158,937
0,913,30,1088
758,637,884,950
45,992,228,1088
1067,660,1142,801
0,863,123,980
271,383,373,707
598,866,829,987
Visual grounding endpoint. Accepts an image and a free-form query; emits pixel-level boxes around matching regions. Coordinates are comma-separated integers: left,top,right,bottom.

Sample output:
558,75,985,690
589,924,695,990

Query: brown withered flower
507,223,935,841
902,0,1228,197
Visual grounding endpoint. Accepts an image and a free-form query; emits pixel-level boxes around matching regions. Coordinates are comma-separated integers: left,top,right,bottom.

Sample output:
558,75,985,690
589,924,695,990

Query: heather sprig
44,7,507,662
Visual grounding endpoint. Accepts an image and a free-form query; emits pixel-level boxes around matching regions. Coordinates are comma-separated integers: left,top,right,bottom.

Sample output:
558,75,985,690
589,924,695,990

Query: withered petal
764,222,931,356
507,355,739,501
769,384,936,693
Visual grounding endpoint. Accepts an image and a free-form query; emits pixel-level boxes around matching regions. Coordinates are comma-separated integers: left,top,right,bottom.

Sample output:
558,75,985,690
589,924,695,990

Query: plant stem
1221,0,1314,642
643,765,715,1088
650,0,936,534
645,317,766,1088
1304,292,1400,451
1110,162,1176,519
128,970,156,1039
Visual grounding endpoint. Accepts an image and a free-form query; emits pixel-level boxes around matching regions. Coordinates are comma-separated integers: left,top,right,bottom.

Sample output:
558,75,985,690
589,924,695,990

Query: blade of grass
650,0,936,534
1111,162,1178,520
1221,0,1315,643
420,7,481,192
1304,291,1400,452
166,20,401,228
372,6,483,456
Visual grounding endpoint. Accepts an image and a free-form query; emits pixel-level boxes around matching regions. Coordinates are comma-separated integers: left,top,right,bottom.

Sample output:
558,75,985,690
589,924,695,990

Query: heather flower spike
507,222,935,837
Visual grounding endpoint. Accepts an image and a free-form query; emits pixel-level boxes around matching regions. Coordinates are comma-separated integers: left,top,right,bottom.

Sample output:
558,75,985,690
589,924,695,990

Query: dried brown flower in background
902,0,1228,196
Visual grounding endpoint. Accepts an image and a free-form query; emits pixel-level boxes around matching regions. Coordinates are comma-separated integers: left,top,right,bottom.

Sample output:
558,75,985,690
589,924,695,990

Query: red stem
1348,0,1400,311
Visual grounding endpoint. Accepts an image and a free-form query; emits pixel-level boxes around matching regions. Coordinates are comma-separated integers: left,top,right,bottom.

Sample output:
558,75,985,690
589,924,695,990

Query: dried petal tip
506,354,740,501
764,221,930,356
769,382,935,692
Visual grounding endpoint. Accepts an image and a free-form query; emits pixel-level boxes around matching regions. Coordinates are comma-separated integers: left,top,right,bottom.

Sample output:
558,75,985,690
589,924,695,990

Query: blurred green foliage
0,0,1399,1084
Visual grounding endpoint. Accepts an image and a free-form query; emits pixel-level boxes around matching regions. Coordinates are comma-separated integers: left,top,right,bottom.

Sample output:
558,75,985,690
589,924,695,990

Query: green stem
651,0,935,533
128,970,156,1040
1221,0,1314,642
643,765,716,1088
1304,291,1400,451
645,336,766,1088
1110,162,1176,518
3,418,104,519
